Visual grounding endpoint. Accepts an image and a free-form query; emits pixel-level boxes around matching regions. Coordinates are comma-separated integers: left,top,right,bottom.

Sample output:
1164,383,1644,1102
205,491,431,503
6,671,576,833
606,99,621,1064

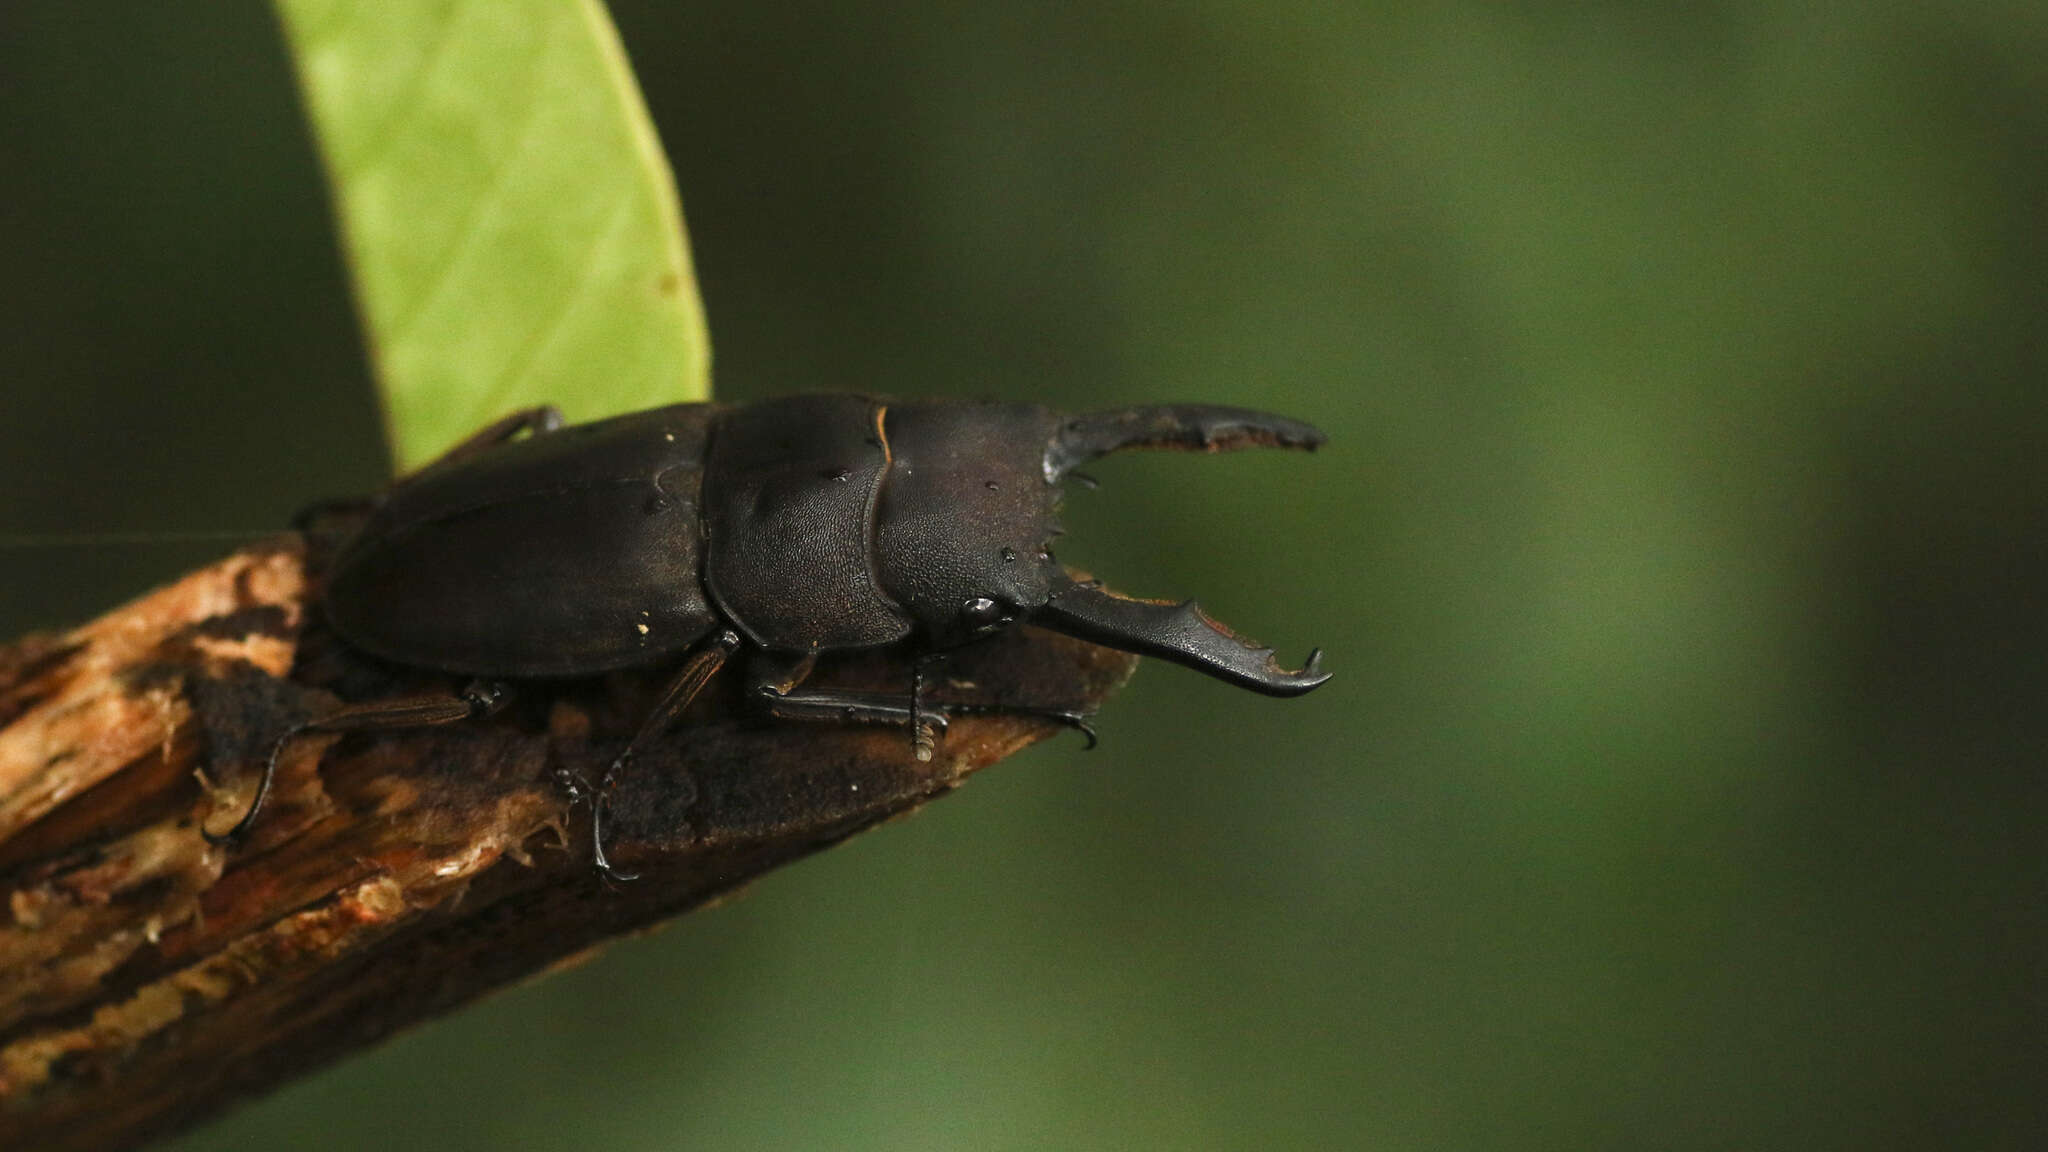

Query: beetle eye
959,597,1003,627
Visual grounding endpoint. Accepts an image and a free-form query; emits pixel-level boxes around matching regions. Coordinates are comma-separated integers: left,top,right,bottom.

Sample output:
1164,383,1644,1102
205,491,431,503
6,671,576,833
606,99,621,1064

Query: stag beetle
209,396,1329,878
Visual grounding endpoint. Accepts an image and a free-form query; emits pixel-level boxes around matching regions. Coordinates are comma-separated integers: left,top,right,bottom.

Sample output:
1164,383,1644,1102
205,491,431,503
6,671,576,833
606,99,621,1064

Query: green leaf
274,0,710,471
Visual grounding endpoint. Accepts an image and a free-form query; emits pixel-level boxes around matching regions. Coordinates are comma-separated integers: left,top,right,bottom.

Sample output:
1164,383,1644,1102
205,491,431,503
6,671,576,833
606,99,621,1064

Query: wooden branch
0,537,1134,1151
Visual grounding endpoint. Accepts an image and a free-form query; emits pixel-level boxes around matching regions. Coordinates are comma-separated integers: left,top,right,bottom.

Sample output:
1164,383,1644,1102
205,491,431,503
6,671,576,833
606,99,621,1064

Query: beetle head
875,401,1331,696
874,402,1065,648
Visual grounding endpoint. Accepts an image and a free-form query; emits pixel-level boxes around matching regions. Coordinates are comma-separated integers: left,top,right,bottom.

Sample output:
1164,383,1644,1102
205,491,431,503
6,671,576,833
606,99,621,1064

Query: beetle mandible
209,395,1330,878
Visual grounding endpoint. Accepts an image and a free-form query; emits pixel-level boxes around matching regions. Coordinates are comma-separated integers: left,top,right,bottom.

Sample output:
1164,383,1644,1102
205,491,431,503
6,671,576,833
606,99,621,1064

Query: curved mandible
1030,573,1329,697
1042,405,1326,482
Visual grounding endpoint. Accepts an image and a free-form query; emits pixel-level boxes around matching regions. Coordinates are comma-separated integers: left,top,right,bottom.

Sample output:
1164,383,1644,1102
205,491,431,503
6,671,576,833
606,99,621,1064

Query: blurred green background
5,2,2045,1149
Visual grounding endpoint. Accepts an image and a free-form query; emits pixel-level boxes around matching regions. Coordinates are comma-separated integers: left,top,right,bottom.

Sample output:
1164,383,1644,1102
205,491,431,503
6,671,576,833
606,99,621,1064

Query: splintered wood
0,540,1132,1151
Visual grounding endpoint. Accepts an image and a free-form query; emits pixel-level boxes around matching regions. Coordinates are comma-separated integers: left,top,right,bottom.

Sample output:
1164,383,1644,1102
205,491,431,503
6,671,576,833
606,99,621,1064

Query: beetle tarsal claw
1042,404,1327,482
1031,574,1331,697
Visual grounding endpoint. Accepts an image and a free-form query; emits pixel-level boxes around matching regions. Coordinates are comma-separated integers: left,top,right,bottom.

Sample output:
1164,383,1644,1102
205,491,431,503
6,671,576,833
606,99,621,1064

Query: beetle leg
413,404,567,474
910,656,936,761
204,679,511,845
579,629,742,882
747,648,819,696
752,649,1094,759
750,647,925,737
757,684,1108,756
605,631,742,775
939,702,1099,749
755,684,940,730
758,687,953,766
754,663,947,739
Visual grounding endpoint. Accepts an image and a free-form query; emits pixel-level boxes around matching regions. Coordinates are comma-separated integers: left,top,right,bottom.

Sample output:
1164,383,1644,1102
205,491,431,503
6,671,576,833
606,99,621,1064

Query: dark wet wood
0,538,1134,1152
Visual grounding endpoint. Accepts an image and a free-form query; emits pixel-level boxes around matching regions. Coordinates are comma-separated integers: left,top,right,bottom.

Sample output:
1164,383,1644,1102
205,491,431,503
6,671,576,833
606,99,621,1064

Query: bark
0,536,1133,1151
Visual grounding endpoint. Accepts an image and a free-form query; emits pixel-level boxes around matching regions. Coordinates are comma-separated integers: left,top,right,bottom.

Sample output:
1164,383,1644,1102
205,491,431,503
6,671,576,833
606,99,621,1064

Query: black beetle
212,395,1329,877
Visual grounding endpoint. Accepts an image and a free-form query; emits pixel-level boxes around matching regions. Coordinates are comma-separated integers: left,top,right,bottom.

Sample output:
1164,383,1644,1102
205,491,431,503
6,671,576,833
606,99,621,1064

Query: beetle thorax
700,396,1063,653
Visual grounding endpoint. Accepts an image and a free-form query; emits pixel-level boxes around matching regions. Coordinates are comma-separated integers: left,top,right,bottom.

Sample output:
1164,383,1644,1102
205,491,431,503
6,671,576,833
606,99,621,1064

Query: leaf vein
384,31,555,343
478,182,640,415
341,0,466,172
